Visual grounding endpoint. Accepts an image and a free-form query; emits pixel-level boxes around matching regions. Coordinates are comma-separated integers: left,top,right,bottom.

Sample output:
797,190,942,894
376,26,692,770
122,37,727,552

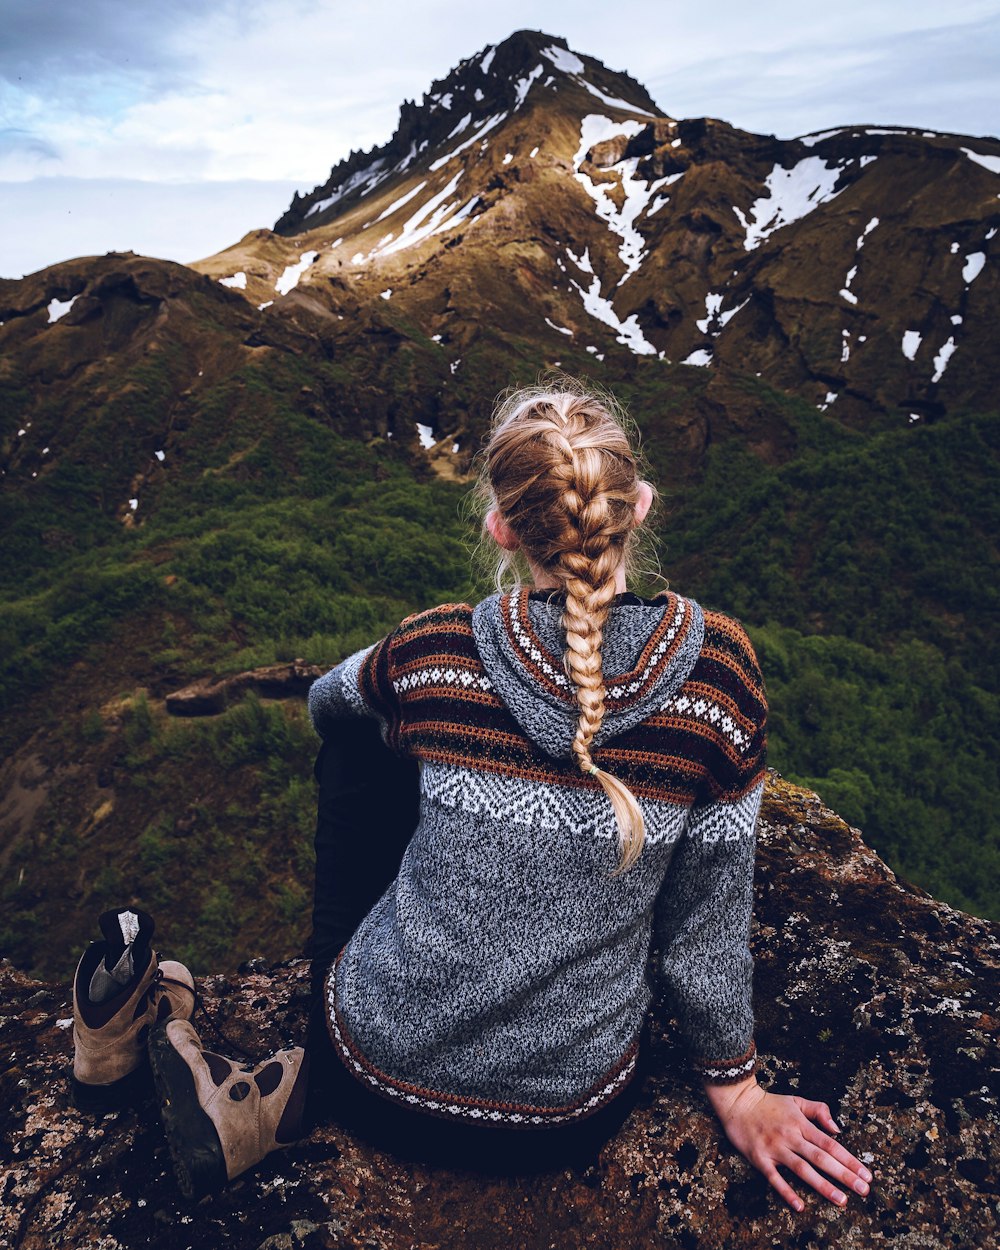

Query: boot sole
148,1024,229,1201
70,1063,152,1115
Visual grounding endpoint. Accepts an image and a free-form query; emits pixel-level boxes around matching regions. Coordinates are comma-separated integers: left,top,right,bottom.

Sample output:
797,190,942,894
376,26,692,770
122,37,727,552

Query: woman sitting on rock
71,376,874,1213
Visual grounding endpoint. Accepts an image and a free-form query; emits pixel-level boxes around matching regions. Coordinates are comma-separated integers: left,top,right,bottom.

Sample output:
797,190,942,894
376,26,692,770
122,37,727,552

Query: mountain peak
274,30,662,234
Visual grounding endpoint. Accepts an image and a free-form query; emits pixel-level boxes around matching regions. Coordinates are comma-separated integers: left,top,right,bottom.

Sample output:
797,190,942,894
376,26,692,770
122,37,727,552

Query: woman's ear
634,481,654,525
486,508,520,551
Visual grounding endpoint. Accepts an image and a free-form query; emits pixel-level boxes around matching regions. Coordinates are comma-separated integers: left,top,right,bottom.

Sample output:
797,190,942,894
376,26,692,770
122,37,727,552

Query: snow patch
306,160,389,218
452,441,460,454
569,271,657,355
416,422,436,448
155,450,165,461
430,112,506,170
736,157,848,250
648,171,684,216
541,45,584,74
257,300,273,310
841,329,851,363
857,217,879,248
46,295,78,324
951,314,963,325
350,251,365,264
480,46,496,74
503,153,513,165
574,115,668,286
797,127,846,147
566,245,595,275
696,292,723,333
450,359,461,374
931,338,956,383
901,330,922,361
219,272,247,289
376,171,476,256
963,252,985,284
683,348,713,367
717,298,749,328
375,181,427,222
513,65,544,109
380,289,392,300
446,113,472,140
961,147,1000,174
530,146,539,158
128,498,138,512
577,79,656,117
275,251,318,295
544,316,574,336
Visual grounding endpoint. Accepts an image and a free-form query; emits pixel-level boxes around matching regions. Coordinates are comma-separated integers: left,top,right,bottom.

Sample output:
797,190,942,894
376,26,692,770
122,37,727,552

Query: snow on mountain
178,28,999,424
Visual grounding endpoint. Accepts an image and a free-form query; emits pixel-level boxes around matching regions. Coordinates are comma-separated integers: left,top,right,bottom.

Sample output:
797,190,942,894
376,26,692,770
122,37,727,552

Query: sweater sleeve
652,615,767,1086
307,627,407,754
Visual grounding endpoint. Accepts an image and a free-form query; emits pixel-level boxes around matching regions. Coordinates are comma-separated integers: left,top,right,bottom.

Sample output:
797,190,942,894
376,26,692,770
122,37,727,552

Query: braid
472,379,662,875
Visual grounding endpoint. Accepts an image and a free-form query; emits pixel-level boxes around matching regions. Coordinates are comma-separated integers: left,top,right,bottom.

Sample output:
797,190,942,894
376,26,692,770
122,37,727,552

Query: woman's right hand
704,1078,875,1212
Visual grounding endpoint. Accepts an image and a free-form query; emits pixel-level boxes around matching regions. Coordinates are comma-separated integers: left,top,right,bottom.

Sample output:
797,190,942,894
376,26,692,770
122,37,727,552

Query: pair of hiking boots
71,907,309,1201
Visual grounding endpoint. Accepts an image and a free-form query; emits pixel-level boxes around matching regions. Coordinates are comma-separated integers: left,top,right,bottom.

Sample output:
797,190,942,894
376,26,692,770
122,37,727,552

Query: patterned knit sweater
307,585,767,1128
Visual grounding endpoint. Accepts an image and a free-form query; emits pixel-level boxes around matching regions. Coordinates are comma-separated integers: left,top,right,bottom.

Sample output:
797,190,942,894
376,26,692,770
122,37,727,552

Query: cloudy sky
2,0,998,278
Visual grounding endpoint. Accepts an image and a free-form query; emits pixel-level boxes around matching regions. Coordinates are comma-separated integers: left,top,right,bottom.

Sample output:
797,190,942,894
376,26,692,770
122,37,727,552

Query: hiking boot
148,1018,309,1201
71,907,195,1114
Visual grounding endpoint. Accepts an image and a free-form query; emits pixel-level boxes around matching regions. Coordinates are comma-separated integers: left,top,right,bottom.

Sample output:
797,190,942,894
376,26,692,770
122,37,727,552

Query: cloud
0,127,61,163
642,12,1000,138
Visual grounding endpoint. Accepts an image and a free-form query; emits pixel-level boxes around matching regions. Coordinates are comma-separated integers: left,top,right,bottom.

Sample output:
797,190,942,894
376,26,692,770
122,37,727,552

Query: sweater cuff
693,1038,759,1086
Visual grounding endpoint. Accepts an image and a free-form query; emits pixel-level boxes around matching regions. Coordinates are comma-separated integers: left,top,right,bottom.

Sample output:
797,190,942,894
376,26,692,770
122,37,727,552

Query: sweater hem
325,958,641,1129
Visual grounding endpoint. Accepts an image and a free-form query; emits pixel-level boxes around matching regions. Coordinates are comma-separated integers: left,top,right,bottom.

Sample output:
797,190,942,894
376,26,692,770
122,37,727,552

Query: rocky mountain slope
194,28,1000,432
3,774,998,1249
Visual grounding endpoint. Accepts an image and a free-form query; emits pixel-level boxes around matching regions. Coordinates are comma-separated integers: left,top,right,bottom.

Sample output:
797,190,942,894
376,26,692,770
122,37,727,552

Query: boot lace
148,966,267,1063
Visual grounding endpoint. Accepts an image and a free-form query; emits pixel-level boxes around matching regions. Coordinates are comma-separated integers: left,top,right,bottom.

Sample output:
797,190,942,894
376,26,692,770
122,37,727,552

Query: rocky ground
2,772,998,1249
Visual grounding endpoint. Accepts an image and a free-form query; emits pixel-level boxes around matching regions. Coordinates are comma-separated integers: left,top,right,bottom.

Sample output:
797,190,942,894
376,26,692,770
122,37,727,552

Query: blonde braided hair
469,376,663,875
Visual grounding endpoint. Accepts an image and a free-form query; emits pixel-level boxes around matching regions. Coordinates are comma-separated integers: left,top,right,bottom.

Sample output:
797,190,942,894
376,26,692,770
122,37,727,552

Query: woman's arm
652,781,763,1085
307,628,405,750
654,784,876,1211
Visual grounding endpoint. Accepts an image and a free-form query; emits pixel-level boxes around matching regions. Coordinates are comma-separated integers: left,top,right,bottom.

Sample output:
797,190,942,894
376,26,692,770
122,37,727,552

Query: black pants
304,718,648,1173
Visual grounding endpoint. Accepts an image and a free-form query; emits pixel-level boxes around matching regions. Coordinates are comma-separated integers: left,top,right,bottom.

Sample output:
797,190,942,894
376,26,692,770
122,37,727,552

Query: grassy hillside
1,327,997,979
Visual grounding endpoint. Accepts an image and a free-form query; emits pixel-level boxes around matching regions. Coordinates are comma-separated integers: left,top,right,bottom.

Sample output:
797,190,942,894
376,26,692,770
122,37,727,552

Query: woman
133,377,873,1208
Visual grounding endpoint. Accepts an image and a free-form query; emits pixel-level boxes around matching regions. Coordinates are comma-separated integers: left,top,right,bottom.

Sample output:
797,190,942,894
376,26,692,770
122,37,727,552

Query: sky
2,0,998,278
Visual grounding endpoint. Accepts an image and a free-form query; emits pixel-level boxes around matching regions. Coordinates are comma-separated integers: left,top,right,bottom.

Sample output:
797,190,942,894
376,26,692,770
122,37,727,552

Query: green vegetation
1,322,997,979
749,622,1000,918
0,693,319,979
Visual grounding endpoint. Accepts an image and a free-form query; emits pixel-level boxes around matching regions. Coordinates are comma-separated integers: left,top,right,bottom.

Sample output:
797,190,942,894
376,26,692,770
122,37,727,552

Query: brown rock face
165,663,326,717
2,773,998,1248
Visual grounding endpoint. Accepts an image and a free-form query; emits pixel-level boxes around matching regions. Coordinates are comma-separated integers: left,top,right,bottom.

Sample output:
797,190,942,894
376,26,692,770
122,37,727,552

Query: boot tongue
91,907,155,997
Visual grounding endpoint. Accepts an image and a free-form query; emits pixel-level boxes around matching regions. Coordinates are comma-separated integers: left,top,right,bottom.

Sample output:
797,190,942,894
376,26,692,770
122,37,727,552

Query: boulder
2,773,998,1248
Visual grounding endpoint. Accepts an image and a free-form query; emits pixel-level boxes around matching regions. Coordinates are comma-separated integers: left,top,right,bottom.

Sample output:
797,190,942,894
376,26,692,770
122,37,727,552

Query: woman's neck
527,561,629,595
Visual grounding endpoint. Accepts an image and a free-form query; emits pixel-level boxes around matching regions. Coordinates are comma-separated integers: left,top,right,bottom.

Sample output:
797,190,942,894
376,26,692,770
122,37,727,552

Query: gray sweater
307,586,767,1126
